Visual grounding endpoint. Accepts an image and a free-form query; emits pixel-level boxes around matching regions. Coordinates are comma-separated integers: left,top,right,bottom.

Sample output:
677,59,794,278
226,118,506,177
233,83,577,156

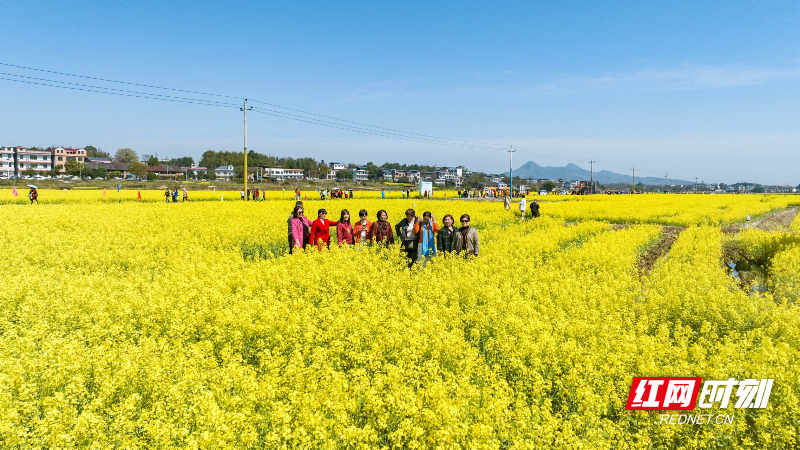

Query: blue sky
1,1,797,184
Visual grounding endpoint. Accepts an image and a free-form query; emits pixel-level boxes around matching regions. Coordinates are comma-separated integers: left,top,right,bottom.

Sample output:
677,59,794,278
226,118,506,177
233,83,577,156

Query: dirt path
723,207,798,233
637,226,684,276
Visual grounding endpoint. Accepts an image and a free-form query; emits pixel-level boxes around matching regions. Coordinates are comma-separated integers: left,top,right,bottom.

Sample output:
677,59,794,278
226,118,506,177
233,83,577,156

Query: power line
0,61,695,181
0,62,244,100
0,72,241,107
0,77,241,108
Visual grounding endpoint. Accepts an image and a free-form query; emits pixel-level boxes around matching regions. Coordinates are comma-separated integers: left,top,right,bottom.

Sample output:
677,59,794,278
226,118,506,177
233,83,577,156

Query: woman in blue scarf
413,211,440,268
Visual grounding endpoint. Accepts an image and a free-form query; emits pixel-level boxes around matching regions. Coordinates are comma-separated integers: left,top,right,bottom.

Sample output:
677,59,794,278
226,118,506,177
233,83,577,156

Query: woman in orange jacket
412,211,439,266
353,209,372,244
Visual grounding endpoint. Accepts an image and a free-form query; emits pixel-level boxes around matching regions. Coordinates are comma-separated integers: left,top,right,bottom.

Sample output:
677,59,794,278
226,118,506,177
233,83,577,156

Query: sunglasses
461,219,469,223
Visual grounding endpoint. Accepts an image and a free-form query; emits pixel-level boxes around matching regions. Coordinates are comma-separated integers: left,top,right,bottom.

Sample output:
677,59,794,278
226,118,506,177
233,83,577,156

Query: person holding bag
395,208,419,267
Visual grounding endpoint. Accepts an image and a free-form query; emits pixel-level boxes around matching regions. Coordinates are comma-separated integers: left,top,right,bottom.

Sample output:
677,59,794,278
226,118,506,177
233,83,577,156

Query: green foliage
168,156,194,167
64,160,83,176
127,161,148,177
85,146,110,159
114,148,138,164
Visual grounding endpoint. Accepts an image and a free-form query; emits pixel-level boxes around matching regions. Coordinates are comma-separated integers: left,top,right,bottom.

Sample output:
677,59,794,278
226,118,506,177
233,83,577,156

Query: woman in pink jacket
289,205,312,253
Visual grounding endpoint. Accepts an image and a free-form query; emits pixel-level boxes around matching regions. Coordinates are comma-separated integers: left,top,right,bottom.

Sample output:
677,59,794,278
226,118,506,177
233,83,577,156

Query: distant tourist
518,195,527,221
164,189,170,203
531,199,540,218
182,188,188,202
29,187,38,205
240,189,245,200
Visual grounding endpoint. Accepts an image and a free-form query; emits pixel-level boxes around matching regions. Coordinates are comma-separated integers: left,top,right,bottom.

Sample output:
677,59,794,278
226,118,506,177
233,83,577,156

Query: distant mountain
513,161,692,186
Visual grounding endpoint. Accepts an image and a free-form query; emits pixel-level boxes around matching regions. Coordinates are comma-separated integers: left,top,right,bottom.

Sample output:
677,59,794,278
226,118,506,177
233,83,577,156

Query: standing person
402,190,406,199
367,209,394,246
247,188,251,201
353,209,372,244
336,209,354,246
453,214,480,257
381,189,385,199
504,195,511,210
309,208,338,250
164,189,170,203
172,189,178,203
531,199,540,218
182,188,188,202
436,214,457,254
295,188,301,201
289,205,312,253
288,201,303,252
395,209,419,267
240,189,245,200
519,194,527,221
29,187,38,205
262,190,266,200
413,211,440,267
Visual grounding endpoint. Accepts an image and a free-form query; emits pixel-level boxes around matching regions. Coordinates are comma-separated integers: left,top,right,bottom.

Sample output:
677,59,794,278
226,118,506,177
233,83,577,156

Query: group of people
512,195,540,220
241,188,267,201
287,201,480,265
164,188,188,202
320,189,351,200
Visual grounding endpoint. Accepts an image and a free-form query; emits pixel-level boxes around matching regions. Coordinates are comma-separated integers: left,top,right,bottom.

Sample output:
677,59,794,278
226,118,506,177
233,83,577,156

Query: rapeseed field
1,193,798,448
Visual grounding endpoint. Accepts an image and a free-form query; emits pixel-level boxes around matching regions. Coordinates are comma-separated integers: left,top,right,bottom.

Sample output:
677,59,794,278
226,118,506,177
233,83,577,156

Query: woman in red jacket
309,208,338,250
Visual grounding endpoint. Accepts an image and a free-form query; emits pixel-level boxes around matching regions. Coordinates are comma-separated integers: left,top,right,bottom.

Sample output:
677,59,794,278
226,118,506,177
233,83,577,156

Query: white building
435,166,464,187
215,165,235,180
16,148,52,174
264,167,304,181
326,162,347,180
350,167,369,182
0,146,22,178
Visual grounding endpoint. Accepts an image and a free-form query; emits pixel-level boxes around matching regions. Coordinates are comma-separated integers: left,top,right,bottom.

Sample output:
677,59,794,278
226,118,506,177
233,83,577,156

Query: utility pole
664,173,669,193
632,167,635,194
695,177,698,193
241,99,253,198
508,146,516,197
589,160,595,194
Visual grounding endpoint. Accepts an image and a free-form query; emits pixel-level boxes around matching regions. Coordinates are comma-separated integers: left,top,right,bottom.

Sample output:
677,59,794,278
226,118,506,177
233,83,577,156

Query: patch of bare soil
638,226,684,276
722,207,798,234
